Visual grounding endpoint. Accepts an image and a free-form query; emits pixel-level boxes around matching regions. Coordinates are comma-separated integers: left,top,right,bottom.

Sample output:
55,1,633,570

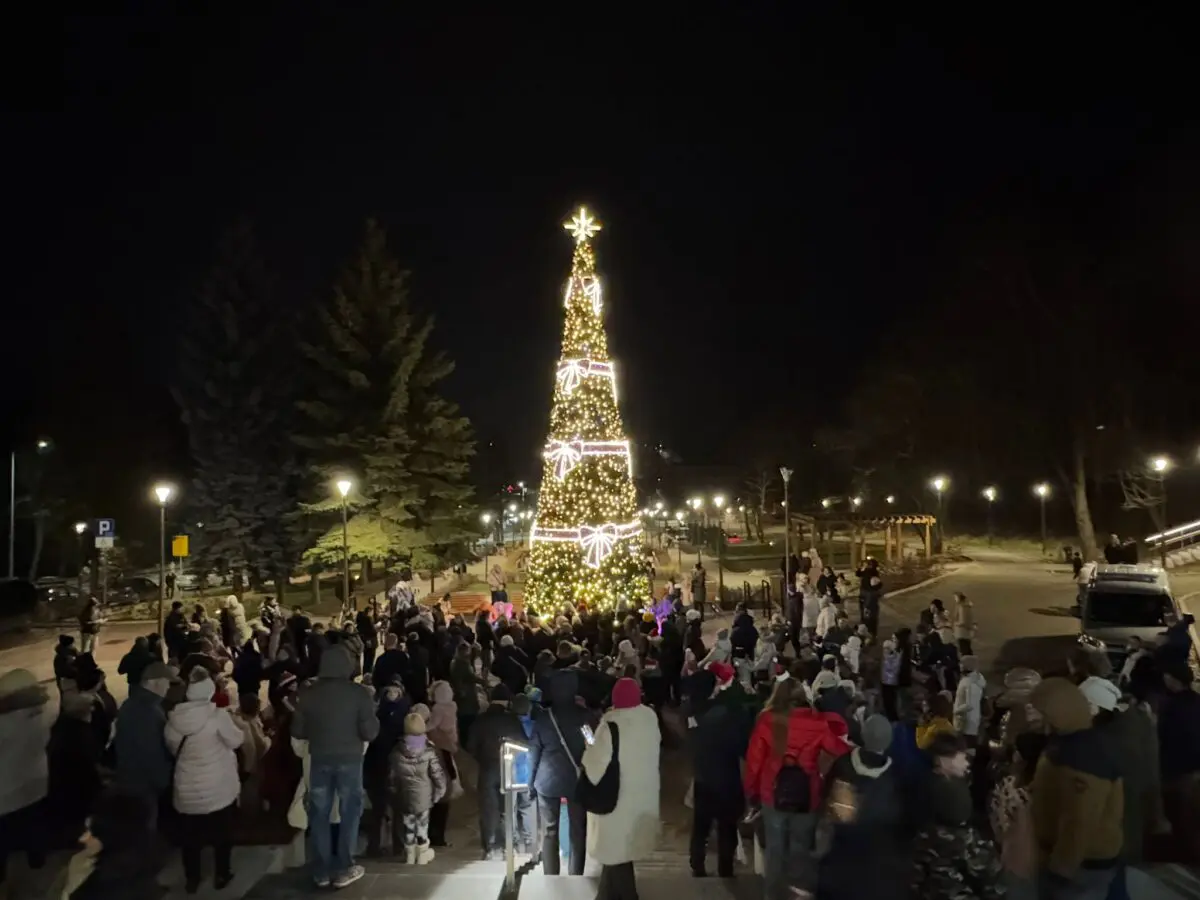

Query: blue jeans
762,806,817,900
307,759,365,882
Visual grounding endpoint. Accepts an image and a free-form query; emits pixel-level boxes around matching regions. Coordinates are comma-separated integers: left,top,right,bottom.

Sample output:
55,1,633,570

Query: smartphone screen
580,724,595,745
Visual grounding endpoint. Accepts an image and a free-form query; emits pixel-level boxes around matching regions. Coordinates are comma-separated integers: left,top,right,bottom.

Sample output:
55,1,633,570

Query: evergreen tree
525,208,649,614
172,223,307,596
296,219,476,571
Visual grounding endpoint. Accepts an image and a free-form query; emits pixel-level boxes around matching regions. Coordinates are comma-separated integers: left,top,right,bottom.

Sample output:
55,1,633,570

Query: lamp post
1151,456,1172,565
154,484,173,635
1033,482,1050,556
981,486,998,546
885,495,895,505
780,467,793,592
712,495,726,601
8,438,53,579
674,511,684,569
336,478,353,612
930,476,948,550
74,521,87,595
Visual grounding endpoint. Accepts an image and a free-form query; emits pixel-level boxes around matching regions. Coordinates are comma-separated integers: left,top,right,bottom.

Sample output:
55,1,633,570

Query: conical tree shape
525,208,649,614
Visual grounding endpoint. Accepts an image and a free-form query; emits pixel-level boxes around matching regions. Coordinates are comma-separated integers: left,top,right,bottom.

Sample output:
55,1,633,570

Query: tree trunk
1068,438,1100,561
310,566,322,604
742,506,753,538
27,514,46,581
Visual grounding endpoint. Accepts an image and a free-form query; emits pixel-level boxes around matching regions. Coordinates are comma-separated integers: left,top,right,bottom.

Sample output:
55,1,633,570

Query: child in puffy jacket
386,713,447,864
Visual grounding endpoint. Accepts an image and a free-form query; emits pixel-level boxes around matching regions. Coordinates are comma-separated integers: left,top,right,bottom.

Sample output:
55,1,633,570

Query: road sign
94,536,114,549
172,535,189,558
97,518,116,538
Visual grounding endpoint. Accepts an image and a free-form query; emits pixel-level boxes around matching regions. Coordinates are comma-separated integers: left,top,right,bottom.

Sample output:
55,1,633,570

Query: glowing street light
851,496,862,508
1151,456,1171,474
780,468,794,590
74,522,87,595
674,510,684,521
885,495,895,505
981,486,998,545
481,512,493,524
152,483,174,635
821,498,832,509
508,502,518,513
1150,457,1172,565
1033,482,1050,556
929,476,948,550
654,501,664,511
689,497,704,510
333,478,354,611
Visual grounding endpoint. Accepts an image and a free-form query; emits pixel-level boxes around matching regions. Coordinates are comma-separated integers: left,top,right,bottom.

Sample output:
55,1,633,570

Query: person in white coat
582,678,660,900
165,668,246,893
0,669,52,885
815,596,838,640
953,655,987,745
801,587,821,635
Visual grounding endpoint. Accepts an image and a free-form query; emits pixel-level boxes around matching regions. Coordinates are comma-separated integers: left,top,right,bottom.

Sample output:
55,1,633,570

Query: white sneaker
405,845,417,865
415,843,436,866
332,865,365,889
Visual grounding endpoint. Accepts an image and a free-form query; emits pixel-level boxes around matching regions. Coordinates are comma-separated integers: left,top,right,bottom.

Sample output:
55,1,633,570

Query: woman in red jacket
744,678,851,899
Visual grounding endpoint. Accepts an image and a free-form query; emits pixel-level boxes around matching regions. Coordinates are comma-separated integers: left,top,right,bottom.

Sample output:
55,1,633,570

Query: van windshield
1086,591,1172,628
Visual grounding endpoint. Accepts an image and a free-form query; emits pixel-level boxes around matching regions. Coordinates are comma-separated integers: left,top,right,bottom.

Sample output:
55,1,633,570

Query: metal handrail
1144,518,1200,550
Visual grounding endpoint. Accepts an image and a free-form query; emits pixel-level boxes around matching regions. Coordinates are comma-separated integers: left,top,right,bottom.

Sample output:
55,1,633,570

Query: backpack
575,721,621,815
773,753,814,813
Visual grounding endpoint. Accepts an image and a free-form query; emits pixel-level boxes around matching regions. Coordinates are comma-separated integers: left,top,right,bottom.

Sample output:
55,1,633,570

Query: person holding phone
527,670,593,876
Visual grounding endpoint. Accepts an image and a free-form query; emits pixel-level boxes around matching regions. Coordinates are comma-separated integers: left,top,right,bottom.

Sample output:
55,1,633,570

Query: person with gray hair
113,661,178,820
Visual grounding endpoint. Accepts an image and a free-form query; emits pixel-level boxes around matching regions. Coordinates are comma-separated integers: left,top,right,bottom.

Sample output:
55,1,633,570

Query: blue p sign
97,518,116,538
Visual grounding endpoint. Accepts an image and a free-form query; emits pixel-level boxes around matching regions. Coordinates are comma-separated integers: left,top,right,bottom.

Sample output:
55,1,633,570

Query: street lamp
1150,456,1172,565
1033,482,1050,556
8,437,54,579
654,501,664,511
780,467,794,592
153,483,173,635
74,521,87,595
930,476,948,550
851,496,862,508
336,478,353,611
981,486,998,545
885,495,895,505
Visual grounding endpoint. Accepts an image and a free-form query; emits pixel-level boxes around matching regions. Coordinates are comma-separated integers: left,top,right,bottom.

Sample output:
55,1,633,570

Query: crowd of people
1,555,1197,900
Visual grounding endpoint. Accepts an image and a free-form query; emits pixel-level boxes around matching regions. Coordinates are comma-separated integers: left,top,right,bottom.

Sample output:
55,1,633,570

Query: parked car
111,576,161,606
37,582,85,606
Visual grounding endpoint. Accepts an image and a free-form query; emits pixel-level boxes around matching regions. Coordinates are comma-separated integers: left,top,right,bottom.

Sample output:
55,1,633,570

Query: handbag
574,721,620,815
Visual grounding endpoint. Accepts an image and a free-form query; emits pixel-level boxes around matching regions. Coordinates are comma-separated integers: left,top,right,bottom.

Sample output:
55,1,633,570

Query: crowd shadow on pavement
995,634,1078,676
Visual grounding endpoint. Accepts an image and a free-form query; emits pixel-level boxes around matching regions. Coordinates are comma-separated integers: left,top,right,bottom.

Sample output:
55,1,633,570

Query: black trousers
478,774,503,853
178,802,235,886
689,783,739,876
363,644,377,676
597,862,639,900
881,684,898,721
429,748,456,846
957,638,973,656
538,794,587,876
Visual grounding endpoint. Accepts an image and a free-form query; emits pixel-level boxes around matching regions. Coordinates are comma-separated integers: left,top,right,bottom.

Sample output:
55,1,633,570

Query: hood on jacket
849,748,892,778
1030,676,1092,734
961,670,986,691
167,699,221,736
317,644,356,680
547,669,579,708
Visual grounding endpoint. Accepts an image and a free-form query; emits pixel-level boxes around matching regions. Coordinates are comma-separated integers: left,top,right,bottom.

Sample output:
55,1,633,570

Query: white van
1078,564,1179,666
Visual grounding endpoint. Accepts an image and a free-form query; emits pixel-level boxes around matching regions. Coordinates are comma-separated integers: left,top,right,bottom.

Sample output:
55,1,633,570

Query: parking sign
97,518,116,538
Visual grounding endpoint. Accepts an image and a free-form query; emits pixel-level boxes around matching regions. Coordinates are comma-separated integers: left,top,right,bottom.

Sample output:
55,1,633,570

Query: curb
881,562,977,604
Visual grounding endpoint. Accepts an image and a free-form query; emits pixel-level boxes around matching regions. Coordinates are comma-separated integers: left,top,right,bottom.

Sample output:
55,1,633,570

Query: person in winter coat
232,693,270,814
426,680,459,847
528,670,593,875
686,669,750,878
218,595,250,658
163,601,189,661
78,597,103,654
55,787,163,900
468,685,528,860
386,712,447,865
291,644,379,889
0,669,52,885
53,634,78,695
1029,677,1124,900
730,606,759,659
815,596,838,640
817,715,909,900
988,732,1045,900
582,678,660,900
232,637,266,700
45,690,104,850
953,656,986,745
117,636,155,688
355,608,379,674
372,632,410,694
952,593,976,656
912,733,1004,900
745,678,850,899
362,685,411,855
917,693,957,750
1157,659,1200,861
165,669,246,893
113,662,176,817
492,634,530,696
448,641,483,746
840,634,863,676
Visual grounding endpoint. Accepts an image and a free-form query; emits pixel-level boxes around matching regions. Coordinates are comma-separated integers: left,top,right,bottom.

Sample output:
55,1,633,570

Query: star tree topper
564,206,602,244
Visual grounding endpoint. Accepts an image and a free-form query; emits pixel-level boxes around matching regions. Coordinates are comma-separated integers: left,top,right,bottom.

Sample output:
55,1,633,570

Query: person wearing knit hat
467,679,528,860
1028,677,1123,891
388,710,446,865
581,675,660,893
403,712,427,735
1078,676,1121,716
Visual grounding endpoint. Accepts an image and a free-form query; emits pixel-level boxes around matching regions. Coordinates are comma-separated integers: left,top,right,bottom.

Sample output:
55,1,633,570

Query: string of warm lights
524,207,649,614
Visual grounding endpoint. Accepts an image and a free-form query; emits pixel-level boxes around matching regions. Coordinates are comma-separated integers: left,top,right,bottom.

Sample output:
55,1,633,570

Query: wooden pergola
804,513,938,566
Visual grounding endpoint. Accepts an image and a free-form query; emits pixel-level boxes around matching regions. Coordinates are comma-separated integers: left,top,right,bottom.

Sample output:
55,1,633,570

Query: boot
415,842,436,865
405,845,417,865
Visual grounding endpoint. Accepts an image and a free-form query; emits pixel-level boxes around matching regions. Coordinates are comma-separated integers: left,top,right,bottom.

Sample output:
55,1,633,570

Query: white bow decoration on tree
545,439,582,481
555,360,588,396
580,523,619,569
582,276,603,316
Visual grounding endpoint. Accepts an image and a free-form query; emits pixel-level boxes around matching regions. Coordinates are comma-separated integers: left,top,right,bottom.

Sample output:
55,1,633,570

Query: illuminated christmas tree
525,207,649,614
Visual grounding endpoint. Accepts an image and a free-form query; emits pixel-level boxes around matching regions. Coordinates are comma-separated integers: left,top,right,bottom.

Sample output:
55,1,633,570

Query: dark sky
7,8,1196,526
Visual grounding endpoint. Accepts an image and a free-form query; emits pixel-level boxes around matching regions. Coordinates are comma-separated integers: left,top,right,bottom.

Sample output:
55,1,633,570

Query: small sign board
172,535,189,558
97,518,116,538
94,536,115,549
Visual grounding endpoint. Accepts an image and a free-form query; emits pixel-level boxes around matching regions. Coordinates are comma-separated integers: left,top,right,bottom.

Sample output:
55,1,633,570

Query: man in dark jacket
292,645,379,889
528,670,593,875
355,608,378,675
686,669,749,878
467,684,528,860
112,662,176,823
163,601,189,661
730,606,758,660
371,633,409,695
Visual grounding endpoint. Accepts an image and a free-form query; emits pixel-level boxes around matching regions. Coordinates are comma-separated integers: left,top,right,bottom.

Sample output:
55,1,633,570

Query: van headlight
1078,634,1107,651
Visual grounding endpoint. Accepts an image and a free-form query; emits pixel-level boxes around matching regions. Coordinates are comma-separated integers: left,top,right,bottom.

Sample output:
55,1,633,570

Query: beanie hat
185,669,215,702
489,683,513,704
686,609,701,622
411,702,432,722
403,712,426,736
861,714,893,754
612,677,641,709
1078,676,1121,714
500,634,514,647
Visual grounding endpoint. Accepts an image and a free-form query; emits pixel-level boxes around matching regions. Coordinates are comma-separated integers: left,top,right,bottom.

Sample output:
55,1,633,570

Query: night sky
8,9,1196,533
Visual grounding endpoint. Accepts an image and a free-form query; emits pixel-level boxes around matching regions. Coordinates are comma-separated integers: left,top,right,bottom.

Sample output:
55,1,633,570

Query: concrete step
519,872,762,900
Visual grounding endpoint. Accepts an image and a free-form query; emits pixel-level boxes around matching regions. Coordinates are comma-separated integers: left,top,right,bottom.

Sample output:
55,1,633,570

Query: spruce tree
173,223,306,595
296,219,475,570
